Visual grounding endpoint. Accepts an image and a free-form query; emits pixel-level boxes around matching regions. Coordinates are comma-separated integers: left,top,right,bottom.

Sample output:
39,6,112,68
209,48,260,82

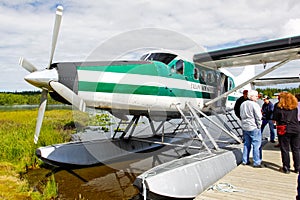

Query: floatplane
19,6,300,199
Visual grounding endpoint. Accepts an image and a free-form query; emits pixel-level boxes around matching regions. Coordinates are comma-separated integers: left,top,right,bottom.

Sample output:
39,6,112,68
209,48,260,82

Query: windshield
141,53,177,65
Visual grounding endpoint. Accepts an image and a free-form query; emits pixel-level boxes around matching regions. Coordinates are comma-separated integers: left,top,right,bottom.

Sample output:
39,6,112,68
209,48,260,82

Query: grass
0,110,78,169
0,109,86,199
0,109,112,199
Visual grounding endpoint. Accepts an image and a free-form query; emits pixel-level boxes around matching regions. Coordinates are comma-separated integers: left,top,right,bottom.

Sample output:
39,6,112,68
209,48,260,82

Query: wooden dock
195,141,299,200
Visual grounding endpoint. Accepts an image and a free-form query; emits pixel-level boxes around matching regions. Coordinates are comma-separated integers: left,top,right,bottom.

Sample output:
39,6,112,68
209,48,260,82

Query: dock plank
195,142,298,200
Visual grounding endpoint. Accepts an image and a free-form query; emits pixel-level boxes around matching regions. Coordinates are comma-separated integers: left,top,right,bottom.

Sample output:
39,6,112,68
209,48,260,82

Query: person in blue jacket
261,95,275,143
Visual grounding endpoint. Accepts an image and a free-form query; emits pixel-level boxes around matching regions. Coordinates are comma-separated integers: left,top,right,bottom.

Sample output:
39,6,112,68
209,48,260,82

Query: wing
253,76,300,86
194,35,300,69
196,35,300,107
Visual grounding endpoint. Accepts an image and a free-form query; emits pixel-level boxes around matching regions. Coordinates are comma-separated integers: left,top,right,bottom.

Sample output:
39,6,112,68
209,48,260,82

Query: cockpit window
175,59,184,74
140,54,149,61
141,53,177,65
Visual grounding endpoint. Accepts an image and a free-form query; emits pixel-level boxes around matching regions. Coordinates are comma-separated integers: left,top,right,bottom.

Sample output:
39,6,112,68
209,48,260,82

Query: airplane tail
234,66,256,91
219,65,255,92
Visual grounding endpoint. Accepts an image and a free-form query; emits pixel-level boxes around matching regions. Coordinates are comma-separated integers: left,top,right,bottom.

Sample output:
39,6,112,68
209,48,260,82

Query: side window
200,70,206,83
207,71,215,83
175,60,184,75
193,68,199,80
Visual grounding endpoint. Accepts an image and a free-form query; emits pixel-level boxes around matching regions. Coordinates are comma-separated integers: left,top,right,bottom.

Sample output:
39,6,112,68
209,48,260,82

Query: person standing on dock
240,90,263,167
234,90,249,120
261,95,275,143
273,92,300,174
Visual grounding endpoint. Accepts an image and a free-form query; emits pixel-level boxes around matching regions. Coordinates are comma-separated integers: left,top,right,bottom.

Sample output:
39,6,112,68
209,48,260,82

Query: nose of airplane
24,68,59,89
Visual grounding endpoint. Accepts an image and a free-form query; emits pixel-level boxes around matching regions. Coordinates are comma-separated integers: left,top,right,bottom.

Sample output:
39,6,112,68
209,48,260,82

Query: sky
1,0,300,92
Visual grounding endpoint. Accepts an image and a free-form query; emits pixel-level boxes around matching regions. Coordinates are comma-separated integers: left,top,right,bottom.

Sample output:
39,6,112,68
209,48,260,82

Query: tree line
0,91,61,105
256,85,300,98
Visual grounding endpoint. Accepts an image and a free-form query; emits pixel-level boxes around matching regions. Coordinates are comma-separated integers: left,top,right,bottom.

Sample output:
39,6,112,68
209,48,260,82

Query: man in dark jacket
234,90,248,120
261,96,275,143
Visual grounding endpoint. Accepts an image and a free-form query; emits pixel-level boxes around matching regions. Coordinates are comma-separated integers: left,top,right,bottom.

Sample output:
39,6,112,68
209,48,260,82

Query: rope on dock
208,182,244,193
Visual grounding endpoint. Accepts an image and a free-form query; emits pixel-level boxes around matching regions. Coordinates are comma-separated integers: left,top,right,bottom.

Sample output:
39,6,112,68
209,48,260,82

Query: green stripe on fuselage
77,61,213,98
228,96,238,101
78,81,211,98
77,63,160,76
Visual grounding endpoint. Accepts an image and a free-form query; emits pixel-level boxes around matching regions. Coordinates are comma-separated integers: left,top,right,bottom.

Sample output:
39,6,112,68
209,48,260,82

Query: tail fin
235,66,255,91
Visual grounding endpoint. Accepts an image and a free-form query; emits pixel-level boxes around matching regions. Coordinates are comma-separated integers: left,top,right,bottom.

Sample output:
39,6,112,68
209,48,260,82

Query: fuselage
26,51,241,118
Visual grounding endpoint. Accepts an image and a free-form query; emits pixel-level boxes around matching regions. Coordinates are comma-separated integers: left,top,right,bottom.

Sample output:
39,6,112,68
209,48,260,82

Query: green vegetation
257,85,300,98
31,175,57,200
0,108,112,199
0,109,75,199
0,162,32,199
0,91,61,105
0,110,76,168
88,113,112,131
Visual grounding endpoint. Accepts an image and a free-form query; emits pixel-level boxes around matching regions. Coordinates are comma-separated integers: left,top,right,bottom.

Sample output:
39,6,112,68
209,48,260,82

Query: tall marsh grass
0,109,83,199
0,109,112,199
0,109,77,170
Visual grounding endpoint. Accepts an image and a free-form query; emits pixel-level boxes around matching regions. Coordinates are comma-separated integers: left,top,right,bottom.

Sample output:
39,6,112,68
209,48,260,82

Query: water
27,142,194,200
54,162,140,200
0,104,71,111
26,162,140,200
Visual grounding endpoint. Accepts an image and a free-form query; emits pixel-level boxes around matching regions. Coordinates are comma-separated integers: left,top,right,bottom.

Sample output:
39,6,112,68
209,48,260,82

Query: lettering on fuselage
190,83,214,93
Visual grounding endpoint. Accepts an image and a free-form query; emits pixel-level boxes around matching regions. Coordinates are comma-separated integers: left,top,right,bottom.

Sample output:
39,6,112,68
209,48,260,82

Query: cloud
281,18,300,37
1,0,300,91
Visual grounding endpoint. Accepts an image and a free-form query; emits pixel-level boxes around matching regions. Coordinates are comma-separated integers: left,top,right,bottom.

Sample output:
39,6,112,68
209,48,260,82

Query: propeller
34,90,48,144
21,6,87,143
19,6,67,144
19,57,37,73
48,5,63,69
20,6,87,143
50,81,86,112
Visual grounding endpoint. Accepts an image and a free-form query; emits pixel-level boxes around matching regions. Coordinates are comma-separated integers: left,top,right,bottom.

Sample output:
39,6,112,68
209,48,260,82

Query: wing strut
205,57,294,107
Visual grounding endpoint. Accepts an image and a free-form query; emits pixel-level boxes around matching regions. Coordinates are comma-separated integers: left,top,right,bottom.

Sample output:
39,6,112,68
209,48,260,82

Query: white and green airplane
19,6,300,144
18,6,300,198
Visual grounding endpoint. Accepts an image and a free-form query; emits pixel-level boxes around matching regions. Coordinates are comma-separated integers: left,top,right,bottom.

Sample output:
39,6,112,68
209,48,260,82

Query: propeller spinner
19,5,86,144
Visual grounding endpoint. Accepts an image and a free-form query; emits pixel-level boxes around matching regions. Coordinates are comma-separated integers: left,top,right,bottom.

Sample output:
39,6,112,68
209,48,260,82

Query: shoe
274,143,280,147
253,165,264,168
280,167,290,174
283,169,290,174
242,162,251,165
270,140,275,143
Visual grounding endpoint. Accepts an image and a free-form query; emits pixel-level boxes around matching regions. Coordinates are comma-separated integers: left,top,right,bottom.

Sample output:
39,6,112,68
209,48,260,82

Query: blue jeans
261,119,275,141
242,129,262,166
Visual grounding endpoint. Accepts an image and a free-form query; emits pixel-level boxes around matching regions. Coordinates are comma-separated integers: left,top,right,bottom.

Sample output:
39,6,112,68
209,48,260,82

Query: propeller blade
19,57,38,73
50,81,86,112
34,89,48,144
47,5,63,68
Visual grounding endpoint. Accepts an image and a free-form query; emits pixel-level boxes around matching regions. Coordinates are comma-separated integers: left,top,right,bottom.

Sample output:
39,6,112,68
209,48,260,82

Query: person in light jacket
240,90,262,167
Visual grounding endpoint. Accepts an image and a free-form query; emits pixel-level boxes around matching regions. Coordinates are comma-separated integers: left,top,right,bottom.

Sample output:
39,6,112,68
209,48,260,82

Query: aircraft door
219,72,228,108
